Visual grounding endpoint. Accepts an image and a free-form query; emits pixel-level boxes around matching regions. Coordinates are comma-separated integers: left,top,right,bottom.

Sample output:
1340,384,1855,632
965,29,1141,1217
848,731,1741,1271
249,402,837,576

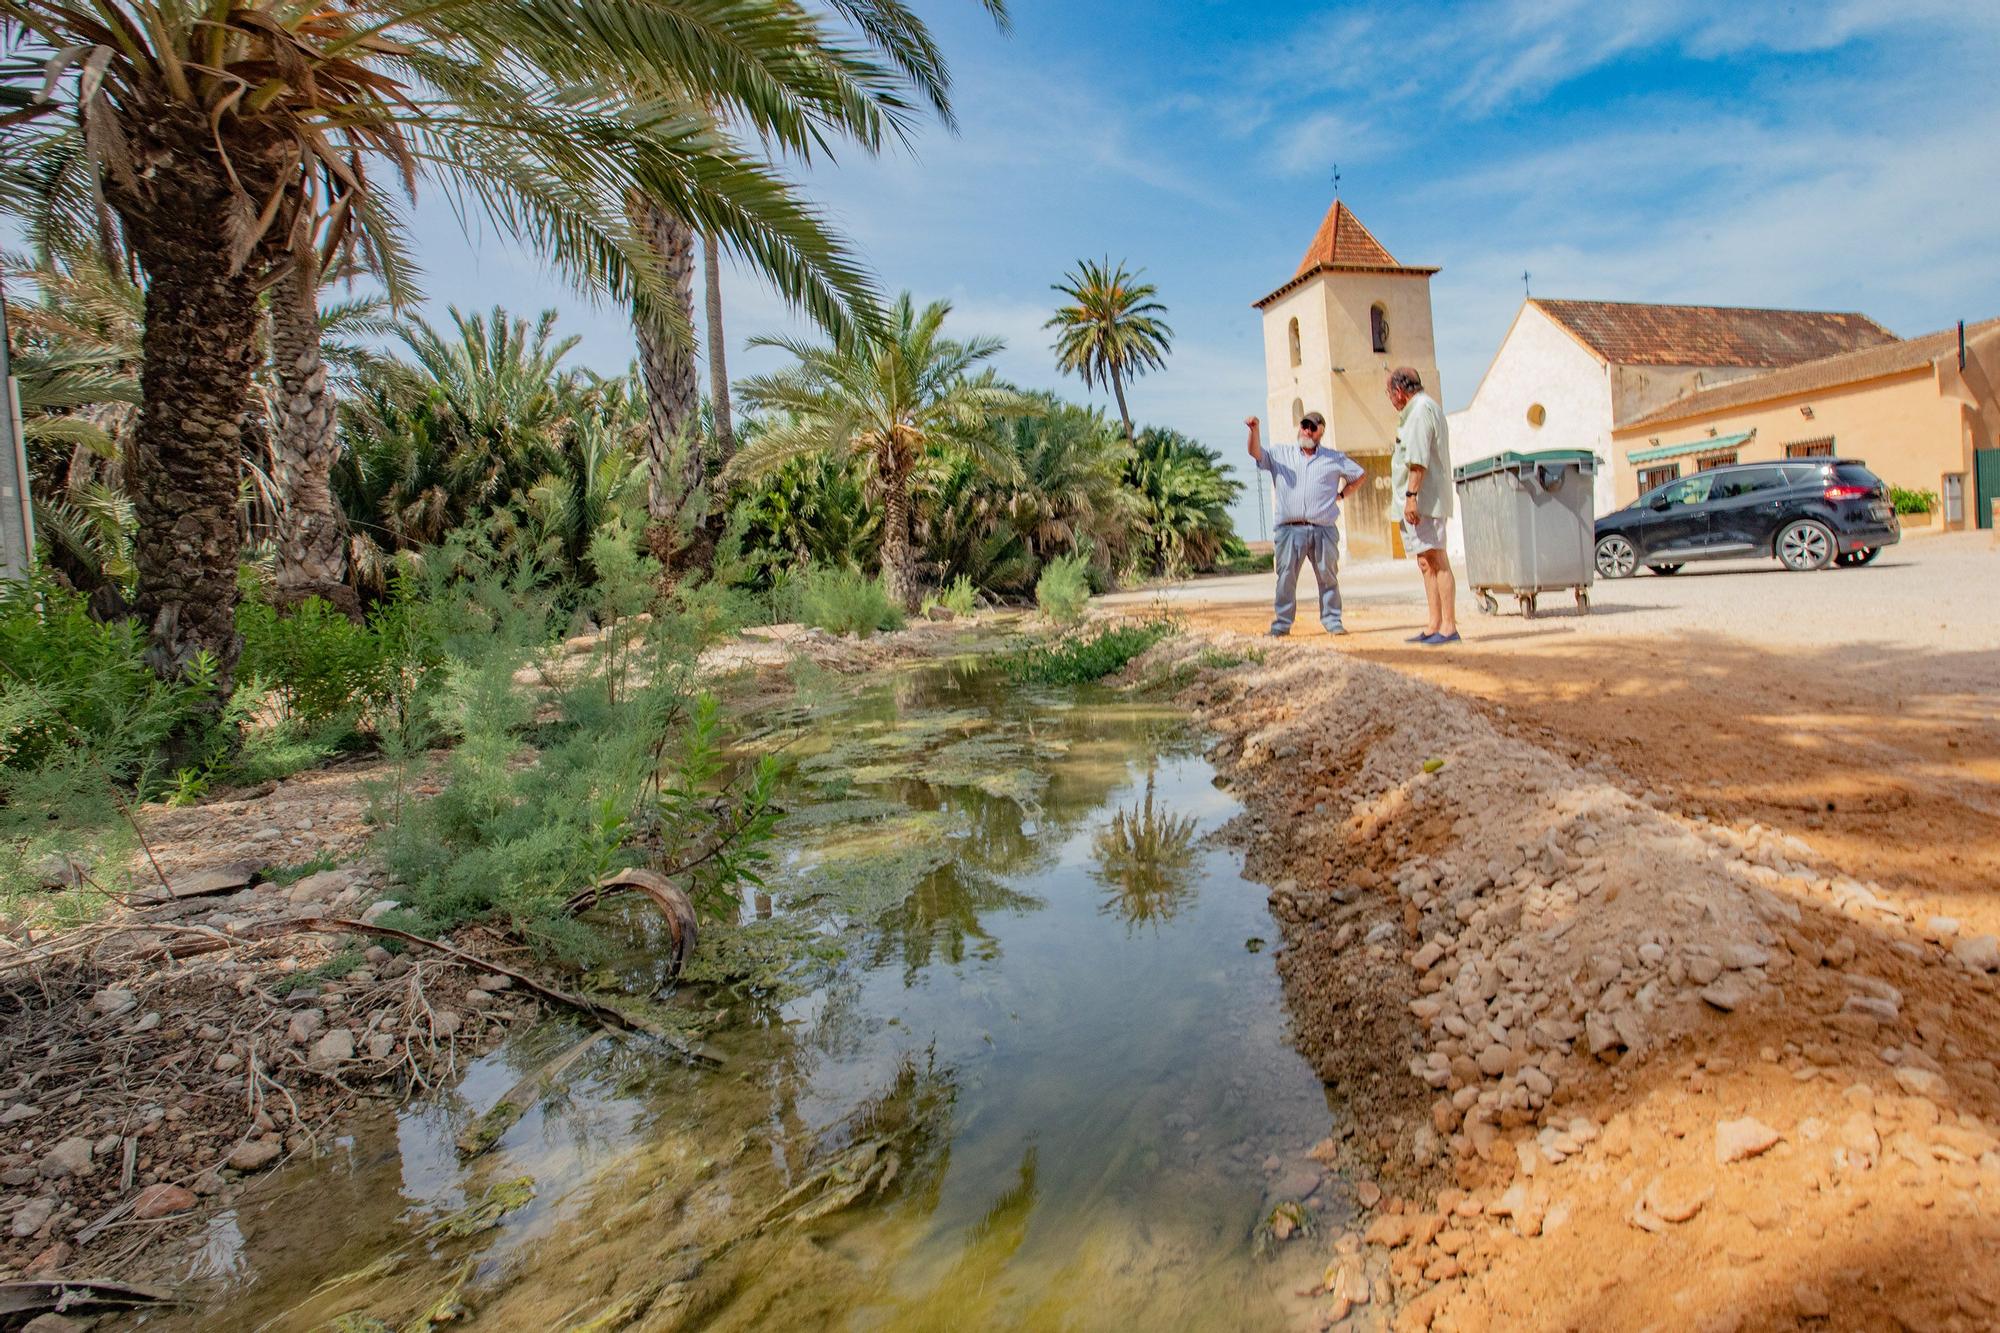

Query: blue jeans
1272,523,1343,633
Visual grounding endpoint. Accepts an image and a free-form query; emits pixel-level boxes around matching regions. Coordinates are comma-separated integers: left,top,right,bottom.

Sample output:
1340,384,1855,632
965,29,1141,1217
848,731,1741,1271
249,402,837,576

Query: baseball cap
1300,411,1325,430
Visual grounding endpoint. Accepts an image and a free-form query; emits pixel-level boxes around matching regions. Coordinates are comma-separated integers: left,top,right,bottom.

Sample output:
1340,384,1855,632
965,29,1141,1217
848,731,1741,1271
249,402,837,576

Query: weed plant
1002,618,1177,686
798,566,904,637
1033,554,1091,624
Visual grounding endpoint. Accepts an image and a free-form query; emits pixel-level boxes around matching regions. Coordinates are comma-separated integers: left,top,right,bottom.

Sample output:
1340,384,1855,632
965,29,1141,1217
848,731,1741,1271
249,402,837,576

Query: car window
1780,463,1827,486
1709,467,1787,499
1655,475,1713,508
1832,463,1884,489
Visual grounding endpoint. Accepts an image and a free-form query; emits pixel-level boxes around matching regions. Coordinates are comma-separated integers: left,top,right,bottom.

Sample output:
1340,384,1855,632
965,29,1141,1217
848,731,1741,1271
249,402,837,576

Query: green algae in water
778,797,908,829
678,915,845,999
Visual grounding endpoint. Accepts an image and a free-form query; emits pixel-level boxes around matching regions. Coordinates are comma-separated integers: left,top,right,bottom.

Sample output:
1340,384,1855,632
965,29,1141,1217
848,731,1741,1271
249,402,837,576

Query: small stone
1952,935,2000,972
213,1052,242,1073
1717,1117,1784,1164
89,988,136,1017
129,1011,162,1034
10,1195,56,1238
311,1029,355,1063
287,1009,325,1044
1719,942,1771,969
1843,995,1900,1023
92,1132,121,1158
38,1138,94,1179
131,1183,198,1220
366,1033,396,1060
360,899,401,925
1585,1010,1620,1055
1601,1114,1634,1158
1700,977,1753,1012
1355,1180,1382,1208
1792,1283,1832,1320
226,1139,283,1172
0,1103,39,1126
1686,955,1723,985
1893,1067,1947,1099
463,989,496,1008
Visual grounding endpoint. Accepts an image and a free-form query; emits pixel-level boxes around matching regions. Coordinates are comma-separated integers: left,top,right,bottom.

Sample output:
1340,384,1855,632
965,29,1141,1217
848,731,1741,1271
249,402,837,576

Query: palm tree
631,0,1012,573
992,393,1135,570
1126,427,1242,577
1,1,890,714
733,294,1030,608
1046,258,1174,441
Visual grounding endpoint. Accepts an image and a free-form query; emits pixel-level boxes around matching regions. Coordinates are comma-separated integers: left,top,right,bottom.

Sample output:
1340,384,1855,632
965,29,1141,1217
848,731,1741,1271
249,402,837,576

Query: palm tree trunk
631,195,700,564
125,228,263,712
269,252,359,616
880,465,917,611
1110,367,1134,441
703,231,733,457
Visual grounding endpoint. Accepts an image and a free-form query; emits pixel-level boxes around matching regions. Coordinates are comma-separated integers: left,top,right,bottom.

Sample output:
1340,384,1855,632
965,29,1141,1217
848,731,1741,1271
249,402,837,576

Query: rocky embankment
1152,634,2000,1332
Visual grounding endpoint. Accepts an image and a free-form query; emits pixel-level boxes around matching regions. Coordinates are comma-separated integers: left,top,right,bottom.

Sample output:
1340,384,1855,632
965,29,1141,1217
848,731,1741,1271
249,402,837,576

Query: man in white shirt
1387,368,1459,645
1244,410,1365,636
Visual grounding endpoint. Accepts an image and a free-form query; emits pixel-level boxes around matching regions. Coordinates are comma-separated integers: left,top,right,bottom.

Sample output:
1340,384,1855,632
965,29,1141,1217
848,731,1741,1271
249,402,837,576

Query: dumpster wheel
1519,593,1538,618
1575,587,1590,613
1476,591,1500,616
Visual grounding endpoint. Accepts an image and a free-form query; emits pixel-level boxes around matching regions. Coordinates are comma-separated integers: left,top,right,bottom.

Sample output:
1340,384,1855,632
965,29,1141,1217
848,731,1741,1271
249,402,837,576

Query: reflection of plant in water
871,866,1040,984
1091,773,1199,929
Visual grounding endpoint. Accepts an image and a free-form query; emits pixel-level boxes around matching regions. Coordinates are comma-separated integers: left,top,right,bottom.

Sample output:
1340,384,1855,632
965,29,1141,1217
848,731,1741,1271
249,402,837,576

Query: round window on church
1526,403,1547,428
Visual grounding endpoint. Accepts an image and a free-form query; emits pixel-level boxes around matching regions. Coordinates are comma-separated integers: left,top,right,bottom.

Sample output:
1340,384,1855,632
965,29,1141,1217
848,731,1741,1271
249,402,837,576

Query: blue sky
401,0,2000,539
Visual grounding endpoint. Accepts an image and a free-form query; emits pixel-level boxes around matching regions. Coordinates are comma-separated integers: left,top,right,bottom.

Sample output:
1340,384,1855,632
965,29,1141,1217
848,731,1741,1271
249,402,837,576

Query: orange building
1611,319,2000,530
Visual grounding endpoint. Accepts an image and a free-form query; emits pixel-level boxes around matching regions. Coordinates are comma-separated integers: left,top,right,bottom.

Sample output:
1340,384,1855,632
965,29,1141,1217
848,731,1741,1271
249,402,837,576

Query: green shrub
799,566,903,637
1003,619,1176,686
237,596,386,730
1890,487,1937,515
1034,554,1091,624
934,574,979,617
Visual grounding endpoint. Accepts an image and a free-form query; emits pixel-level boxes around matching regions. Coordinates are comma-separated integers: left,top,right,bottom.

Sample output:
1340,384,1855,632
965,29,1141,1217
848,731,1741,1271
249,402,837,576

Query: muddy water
165,661,1341,1331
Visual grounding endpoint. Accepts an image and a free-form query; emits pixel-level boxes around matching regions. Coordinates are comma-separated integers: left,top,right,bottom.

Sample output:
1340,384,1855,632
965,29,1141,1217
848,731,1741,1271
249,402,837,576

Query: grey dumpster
1452,449,1596,617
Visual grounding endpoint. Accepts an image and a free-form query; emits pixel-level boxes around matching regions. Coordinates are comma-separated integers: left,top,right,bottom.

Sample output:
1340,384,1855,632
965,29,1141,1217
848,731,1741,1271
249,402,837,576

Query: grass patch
264,852,340,886
1033,554,1091,625
1001,619,1177,686
797,566,905,637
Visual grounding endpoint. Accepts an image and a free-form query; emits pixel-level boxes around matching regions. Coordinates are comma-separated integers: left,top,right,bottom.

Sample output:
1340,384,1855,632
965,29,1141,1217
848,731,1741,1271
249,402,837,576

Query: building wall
1446,304,1616,542
1608,367,1979,525
1609,364,1770,427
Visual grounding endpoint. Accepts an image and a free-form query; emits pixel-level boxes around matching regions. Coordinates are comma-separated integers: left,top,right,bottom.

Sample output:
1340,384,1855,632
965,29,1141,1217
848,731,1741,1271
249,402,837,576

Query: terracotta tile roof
1252,201,1439,308
1296,201,1401,275
1620,318,2000,430
1533,299,1898,369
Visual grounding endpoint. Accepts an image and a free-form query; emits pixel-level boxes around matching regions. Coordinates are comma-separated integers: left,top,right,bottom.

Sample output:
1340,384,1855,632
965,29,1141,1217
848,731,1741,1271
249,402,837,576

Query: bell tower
1253,201,1441,557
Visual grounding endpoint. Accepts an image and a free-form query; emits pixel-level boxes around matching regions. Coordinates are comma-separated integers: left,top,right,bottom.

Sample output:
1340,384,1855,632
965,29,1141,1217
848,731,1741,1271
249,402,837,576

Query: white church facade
1253,201,1440,559
1447,299,1899,520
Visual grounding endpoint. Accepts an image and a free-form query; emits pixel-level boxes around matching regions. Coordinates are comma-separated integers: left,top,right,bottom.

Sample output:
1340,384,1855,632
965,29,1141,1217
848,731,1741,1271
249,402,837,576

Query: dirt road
1130,534,2000,1331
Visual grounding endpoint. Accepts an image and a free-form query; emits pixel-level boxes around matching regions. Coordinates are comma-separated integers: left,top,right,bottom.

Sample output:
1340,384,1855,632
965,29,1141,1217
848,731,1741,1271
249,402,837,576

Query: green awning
1627,431,1755,464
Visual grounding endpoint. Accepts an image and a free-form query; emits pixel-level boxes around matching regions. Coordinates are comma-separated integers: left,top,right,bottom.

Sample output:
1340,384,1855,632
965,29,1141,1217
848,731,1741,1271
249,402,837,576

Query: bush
1003,618,1176,686
930,574,979,618
237,597,386,730
1034,554,1091,624
798,566,903,637
1890,487,1937,516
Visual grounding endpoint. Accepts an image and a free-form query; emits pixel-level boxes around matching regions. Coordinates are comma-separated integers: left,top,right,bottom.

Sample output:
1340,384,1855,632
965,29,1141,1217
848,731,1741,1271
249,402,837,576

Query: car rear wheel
1646,563,1683,576
1595,534,1637,579
1836,547,1882,567
1776,519,1835,571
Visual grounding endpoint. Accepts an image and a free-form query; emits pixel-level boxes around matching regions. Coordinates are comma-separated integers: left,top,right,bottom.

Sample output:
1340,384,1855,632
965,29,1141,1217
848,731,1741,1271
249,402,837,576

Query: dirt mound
1153,632,2000,1331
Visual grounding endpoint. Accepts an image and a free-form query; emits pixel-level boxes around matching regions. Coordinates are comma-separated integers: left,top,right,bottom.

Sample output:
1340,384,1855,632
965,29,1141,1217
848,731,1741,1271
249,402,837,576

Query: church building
1253,202,1440,559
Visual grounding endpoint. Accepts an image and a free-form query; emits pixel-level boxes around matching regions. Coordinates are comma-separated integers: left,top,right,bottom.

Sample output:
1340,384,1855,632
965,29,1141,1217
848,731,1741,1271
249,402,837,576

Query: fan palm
733,294,1031,608
1046,258,1174,441
992,393,1135,570
1,1,894,712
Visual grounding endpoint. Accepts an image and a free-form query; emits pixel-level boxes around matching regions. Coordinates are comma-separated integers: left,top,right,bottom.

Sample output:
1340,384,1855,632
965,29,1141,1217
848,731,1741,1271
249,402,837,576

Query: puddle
154,660,1342,1330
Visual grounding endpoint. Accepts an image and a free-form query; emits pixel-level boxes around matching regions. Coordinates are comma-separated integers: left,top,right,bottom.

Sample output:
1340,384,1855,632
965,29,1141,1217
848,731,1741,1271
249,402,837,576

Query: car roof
1697,457,1866,473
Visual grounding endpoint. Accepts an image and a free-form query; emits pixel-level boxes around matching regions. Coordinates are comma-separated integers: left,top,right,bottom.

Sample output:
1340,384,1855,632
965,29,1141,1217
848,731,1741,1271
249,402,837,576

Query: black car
1594,458,1900,578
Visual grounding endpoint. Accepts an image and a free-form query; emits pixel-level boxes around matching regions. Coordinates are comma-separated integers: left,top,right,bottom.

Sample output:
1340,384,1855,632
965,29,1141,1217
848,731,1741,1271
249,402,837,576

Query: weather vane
1522,270,1531,297
1331,164,1341,197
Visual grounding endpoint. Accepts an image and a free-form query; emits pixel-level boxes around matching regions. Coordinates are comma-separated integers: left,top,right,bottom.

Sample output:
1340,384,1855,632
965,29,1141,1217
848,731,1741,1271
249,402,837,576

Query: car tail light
1823,484,1870,500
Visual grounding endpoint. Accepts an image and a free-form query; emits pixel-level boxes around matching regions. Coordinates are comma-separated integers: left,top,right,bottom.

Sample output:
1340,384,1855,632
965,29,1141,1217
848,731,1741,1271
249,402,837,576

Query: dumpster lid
1453,449,1597,483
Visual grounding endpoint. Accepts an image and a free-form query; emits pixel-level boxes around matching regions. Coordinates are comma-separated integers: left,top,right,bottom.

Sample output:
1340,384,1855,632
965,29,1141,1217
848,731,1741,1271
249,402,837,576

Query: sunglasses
1300,421,1322,433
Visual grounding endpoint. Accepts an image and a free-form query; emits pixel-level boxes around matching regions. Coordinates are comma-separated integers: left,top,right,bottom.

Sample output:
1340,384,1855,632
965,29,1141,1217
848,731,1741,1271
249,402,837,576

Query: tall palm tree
1,1,890,715
1046,258,1174,441
733,294,1030,608
637,0,1013,573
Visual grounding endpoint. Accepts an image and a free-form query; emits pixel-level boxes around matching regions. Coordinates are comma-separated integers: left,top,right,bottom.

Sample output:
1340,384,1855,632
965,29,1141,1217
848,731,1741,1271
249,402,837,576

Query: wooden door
1345,455,1396,558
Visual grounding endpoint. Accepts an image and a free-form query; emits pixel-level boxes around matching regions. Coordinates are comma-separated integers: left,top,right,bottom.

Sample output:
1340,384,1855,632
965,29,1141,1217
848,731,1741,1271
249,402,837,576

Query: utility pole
0,271,34,586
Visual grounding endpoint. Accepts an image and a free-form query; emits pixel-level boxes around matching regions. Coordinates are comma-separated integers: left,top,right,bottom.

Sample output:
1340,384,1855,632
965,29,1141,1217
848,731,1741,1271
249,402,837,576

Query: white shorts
1403,515,1448,556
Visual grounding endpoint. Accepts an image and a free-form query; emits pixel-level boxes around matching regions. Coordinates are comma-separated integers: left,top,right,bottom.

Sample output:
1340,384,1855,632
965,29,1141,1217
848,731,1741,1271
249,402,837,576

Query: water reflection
1092,771,1201,930
165,659,1337,1332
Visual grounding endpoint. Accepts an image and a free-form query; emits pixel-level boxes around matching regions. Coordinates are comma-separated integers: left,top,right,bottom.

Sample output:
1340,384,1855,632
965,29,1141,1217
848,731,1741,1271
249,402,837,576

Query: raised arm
1244,415,1264,465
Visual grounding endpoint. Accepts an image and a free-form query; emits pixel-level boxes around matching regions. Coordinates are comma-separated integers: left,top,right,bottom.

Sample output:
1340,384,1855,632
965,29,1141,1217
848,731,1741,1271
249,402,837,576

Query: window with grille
1637,463,1681,492
1697,452,1739,470
1784,437,1835,458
